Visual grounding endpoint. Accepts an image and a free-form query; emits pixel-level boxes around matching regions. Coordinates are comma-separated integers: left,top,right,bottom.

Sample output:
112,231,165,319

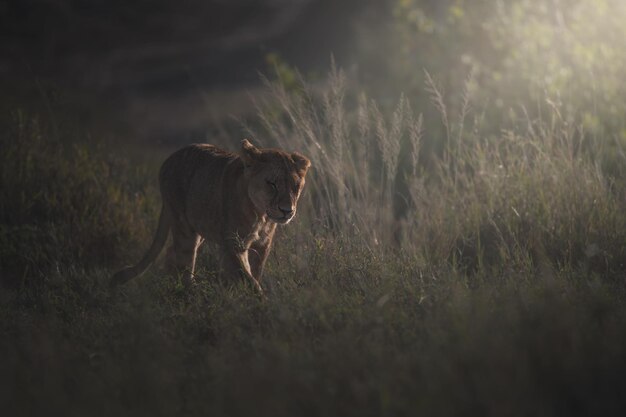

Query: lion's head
240,139,310,224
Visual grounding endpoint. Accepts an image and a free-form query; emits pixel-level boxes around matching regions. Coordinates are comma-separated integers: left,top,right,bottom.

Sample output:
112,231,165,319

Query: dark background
1,0,370,90
1,0,382,141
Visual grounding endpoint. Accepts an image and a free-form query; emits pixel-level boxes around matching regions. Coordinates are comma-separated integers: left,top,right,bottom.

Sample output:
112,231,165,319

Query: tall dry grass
250,68,625,277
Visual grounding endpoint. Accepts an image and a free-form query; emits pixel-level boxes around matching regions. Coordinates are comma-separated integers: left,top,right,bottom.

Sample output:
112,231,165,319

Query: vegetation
2,0,626,415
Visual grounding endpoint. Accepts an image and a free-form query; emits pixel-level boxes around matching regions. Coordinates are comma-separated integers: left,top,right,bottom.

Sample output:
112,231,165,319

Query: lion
110,139,311,295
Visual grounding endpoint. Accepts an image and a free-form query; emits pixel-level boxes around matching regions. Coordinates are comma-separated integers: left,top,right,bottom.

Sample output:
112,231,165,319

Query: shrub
0,110,159,285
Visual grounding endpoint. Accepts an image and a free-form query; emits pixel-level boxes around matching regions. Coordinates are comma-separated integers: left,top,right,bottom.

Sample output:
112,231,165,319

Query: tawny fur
110,139,310,295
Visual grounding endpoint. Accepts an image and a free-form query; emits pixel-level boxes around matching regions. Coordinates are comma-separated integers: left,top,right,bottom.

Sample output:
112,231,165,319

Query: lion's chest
243,221,275,247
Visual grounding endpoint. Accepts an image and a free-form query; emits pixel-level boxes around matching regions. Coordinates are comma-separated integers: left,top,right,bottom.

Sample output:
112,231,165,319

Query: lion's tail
110,203,171,287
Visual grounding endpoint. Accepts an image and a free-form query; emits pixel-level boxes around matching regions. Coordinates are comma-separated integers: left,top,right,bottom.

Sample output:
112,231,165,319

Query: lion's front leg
221,247,265,296
248,239,272,282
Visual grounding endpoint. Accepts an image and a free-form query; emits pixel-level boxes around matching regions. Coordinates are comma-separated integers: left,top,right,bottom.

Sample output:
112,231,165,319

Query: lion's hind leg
167,220,203,288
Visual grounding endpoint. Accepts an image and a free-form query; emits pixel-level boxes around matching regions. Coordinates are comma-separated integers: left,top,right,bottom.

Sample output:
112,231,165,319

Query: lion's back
159,144,237,212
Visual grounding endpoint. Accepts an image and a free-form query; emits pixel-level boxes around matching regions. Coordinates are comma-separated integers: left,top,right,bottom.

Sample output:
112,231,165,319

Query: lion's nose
279,206,294,217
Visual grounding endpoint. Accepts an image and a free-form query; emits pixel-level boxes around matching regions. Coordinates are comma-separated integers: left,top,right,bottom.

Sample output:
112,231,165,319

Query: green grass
1,73,626,415
3,249,626,416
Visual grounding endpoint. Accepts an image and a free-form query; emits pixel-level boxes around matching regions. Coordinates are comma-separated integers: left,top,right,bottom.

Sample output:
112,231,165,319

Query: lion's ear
241,139,261,167
292,152,311,174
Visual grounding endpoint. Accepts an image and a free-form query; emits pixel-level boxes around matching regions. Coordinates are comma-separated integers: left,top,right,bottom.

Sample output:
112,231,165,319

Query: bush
0,110,159,285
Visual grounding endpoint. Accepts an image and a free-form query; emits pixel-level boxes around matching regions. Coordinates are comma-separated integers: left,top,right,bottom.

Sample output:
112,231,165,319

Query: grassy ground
3,241,626,416
1,75,626,416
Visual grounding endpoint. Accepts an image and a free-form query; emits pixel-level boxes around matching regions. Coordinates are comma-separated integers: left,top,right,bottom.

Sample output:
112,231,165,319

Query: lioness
110,139,310,294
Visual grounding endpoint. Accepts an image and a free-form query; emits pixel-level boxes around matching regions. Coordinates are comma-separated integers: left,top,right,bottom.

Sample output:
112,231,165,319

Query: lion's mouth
266,211,292,224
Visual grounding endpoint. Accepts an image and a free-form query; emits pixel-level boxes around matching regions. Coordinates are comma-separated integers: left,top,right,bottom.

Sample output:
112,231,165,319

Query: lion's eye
266,180,277,190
